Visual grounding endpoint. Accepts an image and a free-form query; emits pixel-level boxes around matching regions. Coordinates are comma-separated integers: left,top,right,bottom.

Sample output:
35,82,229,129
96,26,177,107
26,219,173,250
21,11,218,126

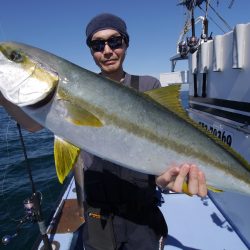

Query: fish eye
9,51,23,62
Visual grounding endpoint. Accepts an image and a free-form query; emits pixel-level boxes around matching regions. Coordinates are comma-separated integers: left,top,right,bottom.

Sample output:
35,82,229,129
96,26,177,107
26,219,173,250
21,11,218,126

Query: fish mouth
0,44,59,107
2,62,59,107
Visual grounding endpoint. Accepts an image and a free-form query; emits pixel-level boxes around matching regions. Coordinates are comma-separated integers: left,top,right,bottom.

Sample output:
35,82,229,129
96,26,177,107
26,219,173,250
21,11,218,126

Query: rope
208,2,232,31
16,123,36,193
198,4,227,33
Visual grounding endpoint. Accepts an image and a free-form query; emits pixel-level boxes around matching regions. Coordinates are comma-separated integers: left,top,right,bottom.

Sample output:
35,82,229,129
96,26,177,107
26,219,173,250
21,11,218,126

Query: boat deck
36,177,250,250
161,192,249,250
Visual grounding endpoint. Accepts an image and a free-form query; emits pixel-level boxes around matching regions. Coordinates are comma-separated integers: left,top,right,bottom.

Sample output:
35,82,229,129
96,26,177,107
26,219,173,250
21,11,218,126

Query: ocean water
0,107,66,250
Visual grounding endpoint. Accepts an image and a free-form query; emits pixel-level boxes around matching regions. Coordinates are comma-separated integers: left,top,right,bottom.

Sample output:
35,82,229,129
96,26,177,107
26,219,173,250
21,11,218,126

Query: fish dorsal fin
145,84,189,120
54,136,80,183
62,100,103,127
145,84,250,172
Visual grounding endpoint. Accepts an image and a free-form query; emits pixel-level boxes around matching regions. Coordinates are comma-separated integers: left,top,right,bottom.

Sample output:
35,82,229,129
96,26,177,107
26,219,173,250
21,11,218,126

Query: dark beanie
86,13,129,47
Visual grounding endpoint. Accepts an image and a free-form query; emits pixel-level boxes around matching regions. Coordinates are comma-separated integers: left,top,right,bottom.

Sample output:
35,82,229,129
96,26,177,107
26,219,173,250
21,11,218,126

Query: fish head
0,42,59,106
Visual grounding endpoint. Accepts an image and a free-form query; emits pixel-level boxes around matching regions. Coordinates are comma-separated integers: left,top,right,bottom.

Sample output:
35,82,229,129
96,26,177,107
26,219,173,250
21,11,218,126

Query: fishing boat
1,1,250,250
160,0,250,249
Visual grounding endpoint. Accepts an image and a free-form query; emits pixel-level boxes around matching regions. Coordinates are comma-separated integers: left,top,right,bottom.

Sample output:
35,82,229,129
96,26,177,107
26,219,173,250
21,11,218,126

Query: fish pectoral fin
207,185,224,193
54,136,80,183
62,100,103,127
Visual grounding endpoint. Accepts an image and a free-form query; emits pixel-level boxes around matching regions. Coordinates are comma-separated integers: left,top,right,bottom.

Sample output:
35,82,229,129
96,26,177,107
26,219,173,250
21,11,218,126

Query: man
81,13,207,250
0,13,207,250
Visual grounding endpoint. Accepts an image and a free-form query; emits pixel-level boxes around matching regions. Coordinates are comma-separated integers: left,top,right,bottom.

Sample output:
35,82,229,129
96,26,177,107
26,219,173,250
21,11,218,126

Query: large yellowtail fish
0,42,250,195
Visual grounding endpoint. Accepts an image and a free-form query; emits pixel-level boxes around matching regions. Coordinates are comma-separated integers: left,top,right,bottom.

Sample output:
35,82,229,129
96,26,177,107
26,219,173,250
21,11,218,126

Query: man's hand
156,164,207,197
0,92,43,132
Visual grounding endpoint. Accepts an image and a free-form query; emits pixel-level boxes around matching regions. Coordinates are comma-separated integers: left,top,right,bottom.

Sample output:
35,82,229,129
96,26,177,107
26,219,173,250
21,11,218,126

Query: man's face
90,29,127,74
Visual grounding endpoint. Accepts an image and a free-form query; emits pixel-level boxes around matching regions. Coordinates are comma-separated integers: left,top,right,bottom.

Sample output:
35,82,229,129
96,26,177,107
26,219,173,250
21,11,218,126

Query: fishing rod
2,123,52,250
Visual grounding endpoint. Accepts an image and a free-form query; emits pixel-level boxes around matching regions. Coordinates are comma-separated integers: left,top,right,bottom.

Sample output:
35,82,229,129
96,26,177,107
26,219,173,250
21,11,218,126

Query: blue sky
0,0,249,78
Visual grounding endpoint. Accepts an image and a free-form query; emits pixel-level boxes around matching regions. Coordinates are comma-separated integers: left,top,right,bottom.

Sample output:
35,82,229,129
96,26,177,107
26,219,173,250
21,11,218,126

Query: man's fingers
187,164,199,195
156,166,180,189
198,170,208,197
172,164,190,193
156,163,208,198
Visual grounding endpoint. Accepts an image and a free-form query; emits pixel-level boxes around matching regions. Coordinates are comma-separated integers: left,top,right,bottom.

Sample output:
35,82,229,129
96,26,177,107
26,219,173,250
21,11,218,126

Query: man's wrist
155,176,167,190
0,92,4,105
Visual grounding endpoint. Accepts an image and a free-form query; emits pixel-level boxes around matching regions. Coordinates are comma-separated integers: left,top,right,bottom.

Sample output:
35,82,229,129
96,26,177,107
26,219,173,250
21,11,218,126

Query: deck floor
37,178,250,250
161,193,249,250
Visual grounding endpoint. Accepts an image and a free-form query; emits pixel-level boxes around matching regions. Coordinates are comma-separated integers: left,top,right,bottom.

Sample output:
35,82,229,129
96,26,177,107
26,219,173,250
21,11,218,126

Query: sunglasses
89,36,124,52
